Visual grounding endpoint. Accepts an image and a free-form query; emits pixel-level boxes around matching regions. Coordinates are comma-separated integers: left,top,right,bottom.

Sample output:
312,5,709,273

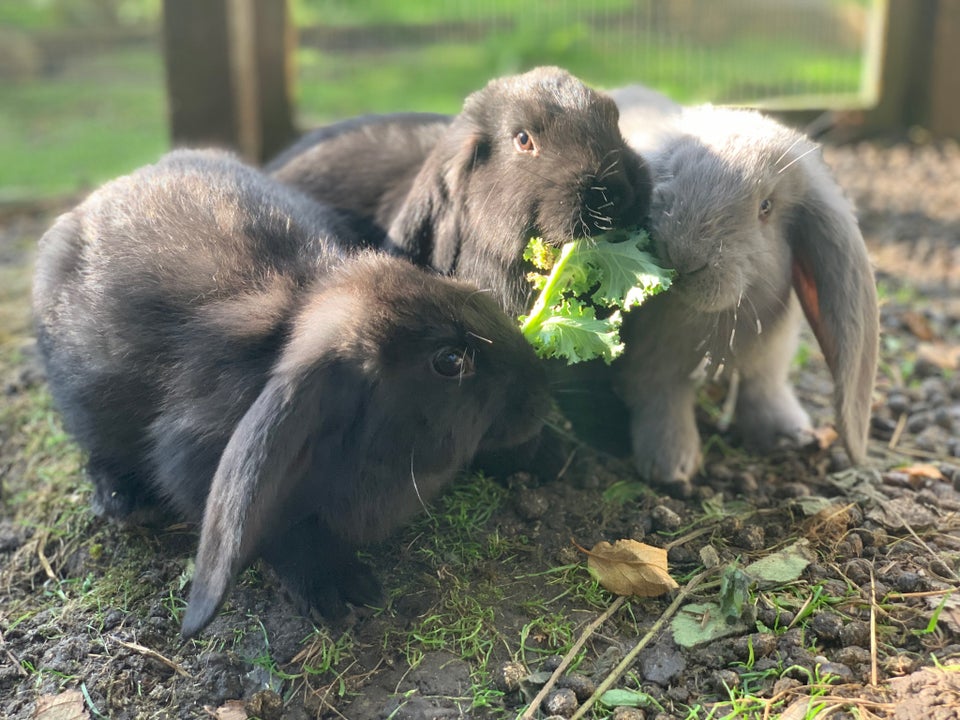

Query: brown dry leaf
580,539,679,597
33,690,89,720
811,425,839,451
900,463,946,484
901,310,937,341
917,341,960,370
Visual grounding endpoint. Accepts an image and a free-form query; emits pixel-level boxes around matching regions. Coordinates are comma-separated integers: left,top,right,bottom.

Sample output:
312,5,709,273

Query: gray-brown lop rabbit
608,86,879,494
267,66,652,315
32,149,550,637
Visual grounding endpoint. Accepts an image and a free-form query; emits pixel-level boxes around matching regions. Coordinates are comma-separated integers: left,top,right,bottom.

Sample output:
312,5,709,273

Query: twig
569,570,710,720
35,530,57,583
887,412,907,450
900,520,960,583
115,639,190,677
888,445,952,461
519,596,626,720
869,569,879,687
0,628,28,677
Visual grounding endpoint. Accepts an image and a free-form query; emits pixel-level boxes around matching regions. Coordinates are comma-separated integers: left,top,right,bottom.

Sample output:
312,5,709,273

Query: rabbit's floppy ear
788,155,878,463
181,358,359,638
386,122,478,272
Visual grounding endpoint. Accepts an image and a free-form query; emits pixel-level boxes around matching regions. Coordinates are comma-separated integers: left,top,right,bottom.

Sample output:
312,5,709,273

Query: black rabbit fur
267,66,652,316
32,149,550,636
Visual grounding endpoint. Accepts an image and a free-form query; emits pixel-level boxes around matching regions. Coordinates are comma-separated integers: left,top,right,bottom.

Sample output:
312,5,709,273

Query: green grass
0,2,866,199
0,47,167,199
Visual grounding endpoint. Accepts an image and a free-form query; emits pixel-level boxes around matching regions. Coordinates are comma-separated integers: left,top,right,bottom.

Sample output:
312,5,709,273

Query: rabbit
605,85,879,495
32,148,551,637
266,66,653,316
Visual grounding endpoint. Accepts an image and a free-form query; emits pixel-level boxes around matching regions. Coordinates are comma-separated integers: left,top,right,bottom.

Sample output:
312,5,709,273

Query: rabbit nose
582,179,638,232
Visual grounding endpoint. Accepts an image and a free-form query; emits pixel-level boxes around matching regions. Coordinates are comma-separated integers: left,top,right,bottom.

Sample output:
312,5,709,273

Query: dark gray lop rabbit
609,87,879,494
267,66,652,315
32,149,551,637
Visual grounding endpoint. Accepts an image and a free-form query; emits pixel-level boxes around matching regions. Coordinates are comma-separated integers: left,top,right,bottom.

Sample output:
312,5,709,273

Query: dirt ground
1,136,959,720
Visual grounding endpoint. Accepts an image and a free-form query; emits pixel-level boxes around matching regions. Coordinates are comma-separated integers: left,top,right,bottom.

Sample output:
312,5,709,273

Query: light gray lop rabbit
32,149,551,636
267,66,652,316
609,86,879,495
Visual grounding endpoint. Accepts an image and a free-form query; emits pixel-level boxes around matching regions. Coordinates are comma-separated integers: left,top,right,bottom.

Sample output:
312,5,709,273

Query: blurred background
0,0,955,202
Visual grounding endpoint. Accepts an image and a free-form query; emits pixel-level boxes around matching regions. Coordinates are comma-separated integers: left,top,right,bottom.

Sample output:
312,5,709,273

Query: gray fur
611,88,879,494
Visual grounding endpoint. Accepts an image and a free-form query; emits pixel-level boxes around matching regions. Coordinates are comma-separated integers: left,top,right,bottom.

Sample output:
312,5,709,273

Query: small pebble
836,533,863,558
835,645,871,667
611,708,646,720
557,673,596,703
840,620,871,648
817,660,854,681
772,677,802,696
732,524,765,551
906,411,933,433
515,489,550,521
887,392,910,414
929,558,955,578
844,558,874,585
891,570,921,592
541,655,564,672
650,505,682,532
494,661,527,693
809,612,844,643
543,688,578,718
733,472,758,494
712,669,740,691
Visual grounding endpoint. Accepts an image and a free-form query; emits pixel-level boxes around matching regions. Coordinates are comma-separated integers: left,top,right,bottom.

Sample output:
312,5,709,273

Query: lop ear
181,361,356,638
386,125,479,273
788,156,879,464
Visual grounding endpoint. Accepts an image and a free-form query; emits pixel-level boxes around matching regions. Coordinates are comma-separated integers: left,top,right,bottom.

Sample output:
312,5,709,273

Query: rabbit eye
759,197,774,219
513,130,538,155
431,347,476,379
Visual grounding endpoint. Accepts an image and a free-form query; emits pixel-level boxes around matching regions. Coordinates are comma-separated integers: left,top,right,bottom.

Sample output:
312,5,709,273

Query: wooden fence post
161,0,296,163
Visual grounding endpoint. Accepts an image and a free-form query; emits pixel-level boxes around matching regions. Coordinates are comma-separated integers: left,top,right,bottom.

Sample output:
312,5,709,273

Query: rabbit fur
32,149,551,636
608,85,879,494
267,66,652,315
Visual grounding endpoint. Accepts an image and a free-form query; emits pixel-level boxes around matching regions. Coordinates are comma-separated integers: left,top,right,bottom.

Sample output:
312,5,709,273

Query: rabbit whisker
466,330,493,344
597,157,622,181
409,449,434,519
773,133,808,170
777,144,820,175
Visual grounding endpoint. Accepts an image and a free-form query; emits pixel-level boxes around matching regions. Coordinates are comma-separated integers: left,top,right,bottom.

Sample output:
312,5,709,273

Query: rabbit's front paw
283,557,383,621
630,405,702,497
735,382,814,454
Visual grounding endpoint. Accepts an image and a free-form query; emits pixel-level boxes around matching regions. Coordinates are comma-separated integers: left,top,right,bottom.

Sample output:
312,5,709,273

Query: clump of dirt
2,138,959,720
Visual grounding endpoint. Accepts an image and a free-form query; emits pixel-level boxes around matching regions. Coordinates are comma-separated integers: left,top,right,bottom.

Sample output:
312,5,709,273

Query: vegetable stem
520,239,580,338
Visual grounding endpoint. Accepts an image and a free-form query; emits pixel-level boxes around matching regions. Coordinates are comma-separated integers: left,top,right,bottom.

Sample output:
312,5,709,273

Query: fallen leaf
901,310,937,341
811,425,839,450
598,688,656,708
926,593,960,634
917,341,960,370
866,497,938,532
33,690,89,720
671,601,751,648
899,463,946,485
580,539,679,597
743,540,813,587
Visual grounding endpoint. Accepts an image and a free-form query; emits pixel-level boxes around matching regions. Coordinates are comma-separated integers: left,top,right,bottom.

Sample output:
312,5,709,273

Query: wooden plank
161,0,295,162
928,0,960,138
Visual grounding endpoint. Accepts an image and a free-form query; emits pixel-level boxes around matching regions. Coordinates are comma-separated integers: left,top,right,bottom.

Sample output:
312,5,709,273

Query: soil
1,136,959,720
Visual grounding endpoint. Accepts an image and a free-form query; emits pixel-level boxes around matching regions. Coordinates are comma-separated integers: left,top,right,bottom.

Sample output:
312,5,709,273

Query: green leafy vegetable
518,230,674,364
